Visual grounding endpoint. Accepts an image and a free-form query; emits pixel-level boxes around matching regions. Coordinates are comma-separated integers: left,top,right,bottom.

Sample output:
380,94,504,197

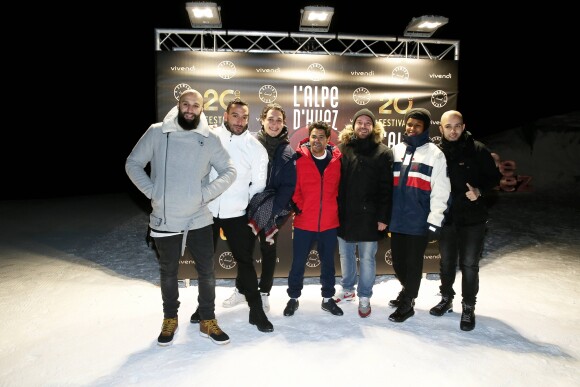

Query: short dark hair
308,121,331,138
226,98,249,113
260,103,286,122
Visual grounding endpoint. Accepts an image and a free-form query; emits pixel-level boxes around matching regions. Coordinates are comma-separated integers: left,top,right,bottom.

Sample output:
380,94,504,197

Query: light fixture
403,15,448,38
299,6,334,33
185,2,222,29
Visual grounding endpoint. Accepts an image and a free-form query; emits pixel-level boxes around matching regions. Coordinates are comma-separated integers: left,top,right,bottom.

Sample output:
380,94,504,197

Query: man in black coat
430,110,502,331
334,108,394,318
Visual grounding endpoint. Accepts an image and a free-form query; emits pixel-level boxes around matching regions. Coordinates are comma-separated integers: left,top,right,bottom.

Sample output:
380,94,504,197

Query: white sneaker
358,297,371,318
222,288,246,308
261,292,270,313
333,289,356,303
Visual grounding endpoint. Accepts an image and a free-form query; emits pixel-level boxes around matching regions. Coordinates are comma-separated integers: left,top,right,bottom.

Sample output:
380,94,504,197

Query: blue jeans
338,237,377,298
287,227,338,299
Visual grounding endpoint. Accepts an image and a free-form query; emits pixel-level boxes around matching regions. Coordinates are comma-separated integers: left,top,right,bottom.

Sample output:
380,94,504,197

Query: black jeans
257,230,279,295
213,215,262,309
390,232,428,300
154,225,215,319
438,222,487,305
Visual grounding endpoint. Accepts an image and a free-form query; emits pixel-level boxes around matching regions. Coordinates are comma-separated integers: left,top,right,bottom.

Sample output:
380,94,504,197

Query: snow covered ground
0,113,579,386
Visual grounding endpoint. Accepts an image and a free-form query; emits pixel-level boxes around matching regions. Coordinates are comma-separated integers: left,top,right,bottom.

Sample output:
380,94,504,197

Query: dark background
5,2,572,200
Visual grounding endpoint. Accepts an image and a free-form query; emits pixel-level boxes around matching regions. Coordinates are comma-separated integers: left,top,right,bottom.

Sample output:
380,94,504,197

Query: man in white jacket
190,98,273,332
126,89,236,346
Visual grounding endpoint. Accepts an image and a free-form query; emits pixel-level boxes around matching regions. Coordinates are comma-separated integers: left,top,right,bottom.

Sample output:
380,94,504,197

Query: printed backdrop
155,51,458,279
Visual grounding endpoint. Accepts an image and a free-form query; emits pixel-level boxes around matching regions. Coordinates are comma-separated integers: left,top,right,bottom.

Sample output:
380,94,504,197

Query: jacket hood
338,121,385,145
161,106,211,137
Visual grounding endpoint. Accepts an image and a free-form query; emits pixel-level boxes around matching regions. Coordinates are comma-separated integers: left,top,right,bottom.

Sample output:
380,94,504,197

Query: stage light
299,6,334,33
403,15,448,38
186,2,222,29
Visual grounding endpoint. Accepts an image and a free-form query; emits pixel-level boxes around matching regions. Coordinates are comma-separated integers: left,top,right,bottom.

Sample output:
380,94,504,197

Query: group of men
125,88,501,346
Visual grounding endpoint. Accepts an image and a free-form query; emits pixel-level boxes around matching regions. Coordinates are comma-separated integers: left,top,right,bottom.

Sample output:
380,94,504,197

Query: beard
224,121,248,135
177,111,201,131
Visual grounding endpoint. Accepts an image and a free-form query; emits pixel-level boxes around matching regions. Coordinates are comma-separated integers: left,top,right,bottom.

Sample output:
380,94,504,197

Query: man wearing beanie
335,108,393,318
388,107,451,323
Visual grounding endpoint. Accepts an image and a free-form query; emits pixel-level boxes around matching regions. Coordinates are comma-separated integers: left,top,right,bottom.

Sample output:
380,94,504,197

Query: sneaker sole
199,332,230,345
157,327,178,346
430,308,453,316
389,309,415,323
334,295,356,303
222,302,248,308
321,306,344,316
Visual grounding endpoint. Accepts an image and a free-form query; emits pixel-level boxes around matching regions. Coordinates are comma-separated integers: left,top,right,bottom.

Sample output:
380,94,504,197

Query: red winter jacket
292,138,342,232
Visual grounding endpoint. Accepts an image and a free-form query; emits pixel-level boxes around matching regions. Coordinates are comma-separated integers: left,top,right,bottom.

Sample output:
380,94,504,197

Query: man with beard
126,89,237,346
190,98,273,333
429,110,501,331
334,109,393,318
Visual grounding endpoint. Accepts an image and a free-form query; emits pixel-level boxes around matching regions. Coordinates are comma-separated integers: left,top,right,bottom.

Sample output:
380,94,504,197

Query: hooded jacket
337,122,393,241
125,107,236,233
390,130,451,236
208,122,268,219
439,130,502,226
292,138,341,232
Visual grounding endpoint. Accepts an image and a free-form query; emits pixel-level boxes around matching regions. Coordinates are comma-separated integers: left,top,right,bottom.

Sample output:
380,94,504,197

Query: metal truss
155,29,459,60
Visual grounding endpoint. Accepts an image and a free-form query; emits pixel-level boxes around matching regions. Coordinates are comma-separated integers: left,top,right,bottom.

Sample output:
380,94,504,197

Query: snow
0,113,579,386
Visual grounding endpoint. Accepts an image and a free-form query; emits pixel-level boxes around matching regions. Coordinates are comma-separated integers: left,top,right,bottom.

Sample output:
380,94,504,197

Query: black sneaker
321,298,344,316
283,299,299,316
429,295,453,316
200,319,230,345
190,307,200,324
388,291,403,307
460,302,476,331
389,291,415,308
249,307,274,332
389,301,415,323
157,317,178,346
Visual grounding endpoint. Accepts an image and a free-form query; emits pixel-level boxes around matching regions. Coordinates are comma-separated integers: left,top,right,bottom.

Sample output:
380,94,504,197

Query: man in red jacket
283,121,343,317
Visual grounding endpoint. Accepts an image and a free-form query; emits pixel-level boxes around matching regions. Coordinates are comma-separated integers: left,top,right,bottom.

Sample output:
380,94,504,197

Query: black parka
337,124,393,241
439,131,502,226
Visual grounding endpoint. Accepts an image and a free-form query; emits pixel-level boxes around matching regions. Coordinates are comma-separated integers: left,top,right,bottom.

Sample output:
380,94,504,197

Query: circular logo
307,63,325,81
174,83,192,100
306,250,321,268
258,85,278,103
392,66,409,82
353,87,371,106
218,251,236,270
431,90,448,108
218,61,237,80
384,249,392,266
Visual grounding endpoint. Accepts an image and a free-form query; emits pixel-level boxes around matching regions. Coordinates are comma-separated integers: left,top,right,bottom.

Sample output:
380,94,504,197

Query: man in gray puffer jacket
126,89,236,346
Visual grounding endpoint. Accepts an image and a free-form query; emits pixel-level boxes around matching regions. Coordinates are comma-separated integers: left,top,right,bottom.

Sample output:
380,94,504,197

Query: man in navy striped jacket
387,108,451,323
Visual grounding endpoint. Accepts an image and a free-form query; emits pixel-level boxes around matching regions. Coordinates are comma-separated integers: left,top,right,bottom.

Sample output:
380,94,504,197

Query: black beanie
404,108,432,131
352,108,375,127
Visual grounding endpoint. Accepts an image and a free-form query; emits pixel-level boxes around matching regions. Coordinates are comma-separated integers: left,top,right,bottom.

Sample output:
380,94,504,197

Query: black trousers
257,230,279,295
438,222,487,305
391,232,429,300
154,226,216,319
213,215,262,309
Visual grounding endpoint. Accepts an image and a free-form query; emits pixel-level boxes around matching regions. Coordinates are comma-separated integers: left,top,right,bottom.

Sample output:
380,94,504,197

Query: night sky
6,2,571,200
